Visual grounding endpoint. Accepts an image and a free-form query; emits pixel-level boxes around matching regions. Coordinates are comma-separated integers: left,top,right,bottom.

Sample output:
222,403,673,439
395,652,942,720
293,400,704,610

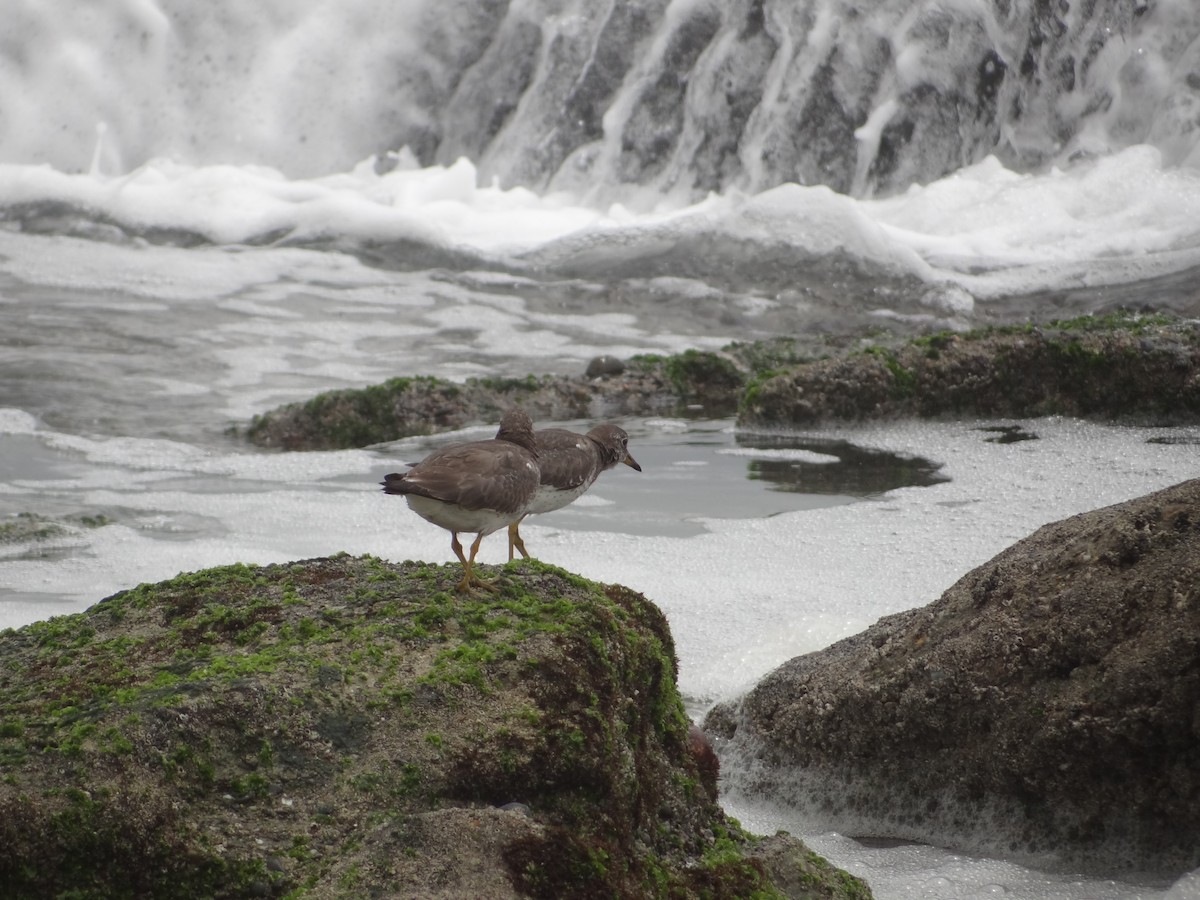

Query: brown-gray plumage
508,423,641,561
382,408,540,592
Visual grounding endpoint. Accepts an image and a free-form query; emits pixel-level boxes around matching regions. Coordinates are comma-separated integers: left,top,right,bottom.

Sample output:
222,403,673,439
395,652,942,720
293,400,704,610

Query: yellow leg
508,518,530,561
456,532,498,593
450,533,477,593
450,533,468,566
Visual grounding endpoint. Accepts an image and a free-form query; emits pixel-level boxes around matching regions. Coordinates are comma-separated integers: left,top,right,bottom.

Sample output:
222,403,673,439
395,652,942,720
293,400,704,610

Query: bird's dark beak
623,453,642,472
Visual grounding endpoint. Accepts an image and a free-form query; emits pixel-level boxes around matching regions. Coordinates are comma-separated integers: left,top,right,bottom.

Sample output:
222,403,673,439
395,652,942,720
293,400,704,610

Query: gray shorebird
382,408,540,593
508,423,641,561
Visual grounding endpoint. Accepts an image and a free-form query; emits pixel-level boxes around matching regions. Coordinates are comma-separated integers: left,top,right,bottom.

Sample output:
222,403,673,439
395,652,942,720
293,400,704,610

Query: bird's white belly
405,495,517,536
525,481,591,516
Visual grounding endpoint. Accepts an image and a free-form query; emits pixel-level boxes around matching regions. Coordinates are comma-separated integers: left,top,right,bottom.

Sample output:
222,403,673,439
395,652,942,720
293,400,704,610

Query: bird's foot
507,523,530,562
456,571,500,594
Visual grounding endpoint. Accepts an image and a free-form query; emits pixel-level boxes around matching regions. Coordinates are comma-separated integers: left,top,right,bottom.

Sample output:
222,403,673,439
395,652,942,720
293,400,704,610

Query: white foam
869,147,1200,295
716,447,841,464
4,143,1200,302
0,409,40,434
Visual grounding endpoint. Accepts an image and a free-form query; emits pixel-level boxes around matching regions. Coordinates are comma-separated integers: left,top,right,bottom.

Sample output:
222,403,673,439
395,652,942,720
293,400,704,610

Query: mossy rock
242,370,680,451
0,555,870,899
739,311,1200,427
241,338,820,452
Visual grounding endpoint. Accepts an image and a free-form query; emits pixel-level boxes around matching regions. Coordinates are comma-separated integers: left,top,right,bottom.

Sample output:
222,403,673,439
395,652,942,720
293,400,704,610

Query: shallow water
4,386,1200,898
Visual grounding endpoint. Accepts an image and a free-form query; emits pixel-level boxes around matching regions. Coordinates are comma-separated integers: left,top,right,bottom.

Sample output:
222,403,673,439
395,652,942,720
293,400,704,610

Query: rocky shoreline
242,311,1200,452
240,340,807,451
706,479,1200,877
0,557,871,899
9,309,1197,894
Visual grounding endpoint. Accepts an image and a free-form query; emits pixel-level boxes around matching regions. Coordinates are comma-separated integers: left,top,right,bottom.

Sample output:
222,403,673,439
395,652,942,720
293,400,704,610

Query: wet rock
241,339,811,451
688,724,721,802
740,312,1200,427
407,0,1154,199
0,555,870,899
707,478,1200,876
585,354,626,377
242,369,681,450
244,312,1200,452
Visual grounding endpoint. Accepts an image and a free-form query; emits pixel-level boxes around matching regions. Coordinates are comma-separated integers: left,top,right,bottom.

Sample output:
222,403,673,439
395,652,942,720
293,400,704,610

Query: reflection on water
978,425,1039,445
380,419,953,538
1146,434,1200,445
734,432,949,497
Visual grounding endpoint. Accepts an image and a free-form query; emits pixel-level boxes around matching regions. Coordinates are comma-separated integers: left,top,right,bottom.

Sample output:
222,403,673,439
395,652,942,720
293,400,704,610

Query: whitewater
3,0,1200,897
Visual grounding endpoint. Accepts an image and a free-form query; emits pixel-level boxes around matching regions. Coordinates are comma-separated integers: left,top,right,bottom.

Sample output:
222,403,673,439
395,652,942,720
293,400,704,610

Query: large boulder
706,478,1200,876
739,313,1200,427
0,555,870,899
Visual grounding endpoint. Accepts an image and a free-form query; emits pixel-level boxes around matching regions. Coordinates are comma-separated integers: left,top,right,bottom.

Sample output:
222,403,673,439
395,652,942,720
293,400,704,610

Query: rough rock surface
242,341,808,451
706,478,1200,876
739,314,1200,428
0,555,870,899
243,312,1200,452
243,369,682,451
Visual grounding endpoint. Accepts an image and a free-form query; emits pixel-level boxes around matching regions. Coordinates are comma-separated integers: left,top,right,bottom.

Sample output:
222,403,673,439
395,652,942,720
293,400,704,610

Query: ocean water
3,2,1200,897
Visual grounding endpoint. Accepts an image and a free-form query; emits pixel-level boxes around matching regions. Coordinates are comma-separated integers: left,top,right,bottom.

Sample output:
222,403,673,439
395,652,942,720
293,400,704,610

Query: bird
508,423,641,561
381,408,540,593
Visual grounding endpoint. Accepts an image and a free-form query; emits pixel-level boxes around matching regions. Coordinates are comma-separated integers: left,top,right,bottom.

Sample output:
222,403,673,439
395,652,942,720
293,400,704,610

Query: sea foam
3,147,1200,304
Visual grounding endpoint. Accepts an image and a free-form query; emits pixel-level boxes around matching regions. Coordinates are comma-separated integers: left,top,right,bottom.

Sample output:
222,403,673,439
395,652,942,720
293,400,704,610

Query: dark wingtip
381,472,406,493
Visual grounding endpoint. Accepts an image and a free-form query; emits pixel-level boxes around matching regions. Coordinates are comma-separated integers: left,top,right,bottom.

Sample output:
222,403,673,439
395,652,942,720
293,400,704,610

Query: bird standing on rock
381,408,540,593
508,423,641,561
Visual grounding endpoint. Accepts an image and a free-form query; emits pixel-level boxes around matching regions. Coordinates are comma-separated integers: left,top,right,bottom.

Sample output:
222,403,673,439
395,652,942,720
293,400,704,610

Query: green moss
231,772,271,801
663,349,744,401
862,346,917,396
910,331,956,359
722,336,810,376
468,373,544,393
245,374,456,448
0,554,864,899
739,369,784,412
627,352,667,367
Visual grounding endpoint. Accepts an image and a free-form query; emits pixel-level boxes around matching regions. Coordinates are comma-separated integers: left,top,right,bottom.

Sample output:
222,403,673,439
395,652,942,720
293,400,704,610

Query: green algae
243,374,456,448
1,555,866,898
742,309,1200,426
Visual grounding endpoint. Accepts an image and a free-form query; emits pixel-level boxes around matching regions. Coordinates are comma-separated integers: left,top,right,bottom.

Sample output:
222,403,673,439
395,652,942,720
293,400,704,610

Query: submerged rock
0,555,870,899
0,511,68,544
740,312,1200,427
706,478,1200,876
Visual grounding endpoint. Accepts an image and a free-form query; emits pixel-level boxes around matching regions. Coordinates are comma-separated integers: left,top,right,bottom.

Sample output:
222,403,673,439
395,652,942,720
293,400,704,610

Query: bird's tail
380,473,409,494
